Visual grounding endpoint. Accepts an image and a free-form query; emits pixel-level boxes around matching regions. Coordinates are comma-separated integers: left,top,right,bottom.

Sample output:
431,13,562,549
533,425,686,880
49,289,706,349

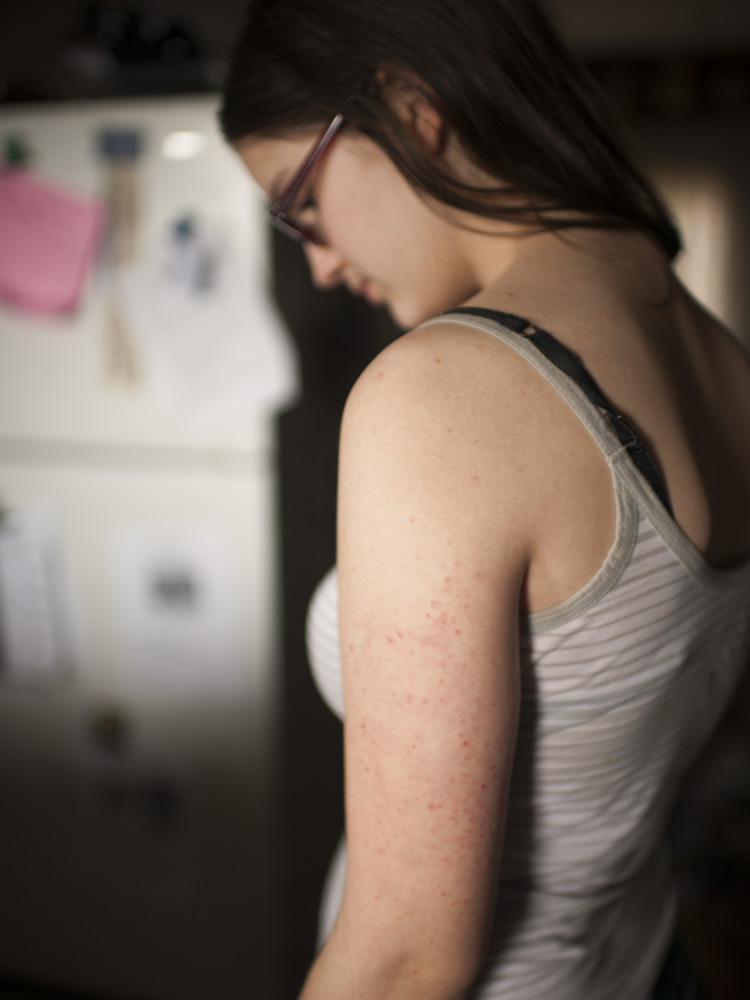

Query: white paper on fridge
0,505,77,686
116,216,299,426
111,528,244,700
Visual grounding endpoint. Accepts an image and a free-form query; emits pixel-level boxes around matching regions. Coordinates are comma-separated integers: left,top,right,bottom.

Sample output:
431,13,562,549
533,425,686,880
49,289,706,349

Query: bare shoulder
342,318,543,449
339,313,619,613
340,318,547,514
336,316,600,607
340,314,605,512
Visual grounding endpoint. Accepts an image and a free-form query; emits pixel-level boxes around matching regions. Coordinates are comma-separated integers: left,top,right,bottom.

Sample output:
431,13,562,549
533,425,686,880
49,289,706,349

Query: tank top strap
439,306,674,518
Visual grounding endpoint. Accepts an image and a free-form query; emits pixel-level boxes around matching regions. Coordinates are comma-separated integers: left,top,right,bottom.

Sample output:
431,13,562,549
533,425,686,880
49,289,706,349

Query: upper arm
332,327,530,990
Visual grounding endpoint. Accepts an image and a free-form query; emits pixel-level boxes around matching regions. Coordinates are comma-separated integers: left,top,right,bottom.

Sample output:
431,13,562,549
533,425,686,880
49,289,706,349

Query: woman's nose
304,242,347,289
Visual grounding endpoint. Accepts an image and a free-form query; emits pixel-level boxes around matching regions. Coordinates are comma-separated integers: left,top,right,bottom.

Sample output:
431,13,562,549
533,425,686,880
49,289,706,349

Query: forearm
298,922,473,1000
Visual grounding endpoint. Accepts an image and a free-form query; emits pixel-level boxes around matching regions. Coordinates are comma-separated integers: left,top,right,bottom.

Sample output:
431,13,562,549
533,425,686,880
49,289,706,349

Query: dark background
1,2,749,999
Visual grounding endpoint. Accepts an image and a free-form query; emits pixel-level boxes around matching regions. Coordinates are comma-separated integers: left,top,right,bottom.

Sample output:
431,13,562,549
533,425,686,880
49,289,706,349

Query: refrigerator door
0,98,286,999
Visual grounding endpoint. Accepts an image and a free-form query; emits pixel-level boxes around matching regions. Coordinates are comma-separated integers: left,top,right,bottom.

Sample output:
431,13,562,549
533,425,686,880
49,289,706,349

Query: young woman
220,2,750,997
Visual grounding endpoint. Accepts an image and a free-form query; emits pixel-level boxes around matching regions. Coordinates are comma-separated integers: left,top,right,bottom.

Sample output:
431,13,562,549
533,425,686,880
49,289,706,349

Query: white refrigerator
0,96,295,999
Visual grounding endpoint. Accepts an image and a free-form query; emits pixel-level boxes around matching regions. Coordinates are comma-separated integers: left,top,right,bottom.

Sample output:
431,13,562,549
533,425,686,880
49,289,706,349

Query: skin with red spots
300,327,535,1000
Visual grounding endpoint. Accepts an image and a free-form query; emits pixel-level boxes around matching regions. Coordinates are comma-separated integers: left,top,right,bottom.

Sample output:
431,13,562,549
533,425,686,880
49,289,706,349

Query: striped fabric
305,312,750,999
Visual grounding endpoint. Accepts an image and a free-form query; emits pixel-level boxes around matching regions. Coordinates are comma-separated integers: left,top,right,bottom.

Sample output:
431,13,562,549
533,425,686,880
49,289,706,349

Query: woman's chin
388,298,440,332
389,288,480,331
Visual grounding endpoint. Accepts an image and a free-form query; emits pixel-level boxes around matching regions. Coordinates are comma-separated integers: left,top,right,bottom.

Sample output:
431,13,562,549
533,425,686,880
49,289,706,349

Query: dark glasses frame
268,113,345,244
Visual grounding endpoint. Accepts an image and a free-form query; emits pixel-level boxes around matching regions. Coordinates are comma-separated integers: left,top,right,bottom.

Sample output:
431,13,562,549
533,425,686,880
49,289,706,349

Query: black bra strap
449,306,674,518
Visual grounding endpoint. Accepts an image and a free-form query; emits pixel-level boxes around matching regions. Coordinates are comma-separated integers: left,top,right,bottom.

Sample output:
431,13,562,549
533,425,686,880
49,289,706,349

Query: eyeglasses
268,114,345,244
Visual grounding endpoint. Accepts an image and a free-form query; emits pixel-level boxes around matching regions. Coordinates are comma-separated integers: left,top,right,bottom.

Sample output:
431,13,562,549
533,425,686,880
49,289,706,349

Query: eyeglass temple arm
270,113,345,217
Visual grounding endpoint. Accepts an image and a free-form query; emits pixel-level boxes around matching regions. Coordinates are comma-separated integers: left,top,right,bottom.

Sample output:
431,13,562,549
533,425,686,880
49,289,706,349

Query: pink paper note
0,169,106,315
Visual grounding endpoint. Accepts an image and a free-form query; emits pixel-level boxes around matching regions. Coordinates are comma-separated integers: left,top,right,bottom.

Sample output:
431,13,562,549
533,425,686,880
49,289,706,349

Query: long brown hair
219,0,681,260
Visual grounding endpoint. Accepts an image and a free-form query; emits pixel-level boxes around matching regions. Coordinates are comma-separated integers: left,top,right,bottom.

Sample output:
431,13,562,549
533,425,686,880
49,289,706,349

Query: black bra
448,306,674,518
